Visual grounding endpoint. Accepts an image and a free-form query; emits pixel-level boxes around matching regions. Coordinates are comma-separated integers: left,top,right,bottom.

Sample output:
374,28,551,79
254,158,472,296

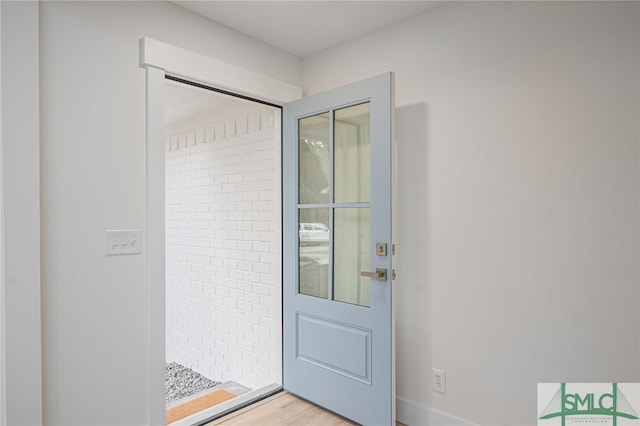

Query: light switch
105,229,141,255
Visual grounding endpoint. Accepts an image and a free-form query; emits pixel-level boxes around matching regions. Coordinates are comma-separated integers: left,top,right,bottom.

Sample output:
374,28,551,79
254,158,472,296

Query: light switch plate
105,229,141,255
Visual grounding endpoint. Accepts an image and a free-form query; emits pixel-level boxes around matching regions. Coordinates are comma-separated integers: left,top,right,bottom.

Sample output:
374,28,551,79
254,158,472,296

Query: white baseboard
397,396,479,426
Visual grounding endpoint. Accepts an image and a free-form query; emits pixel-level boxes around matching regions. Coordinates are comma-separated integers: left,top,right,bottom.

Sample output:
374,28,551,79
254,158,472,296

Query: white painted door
283,73,394,425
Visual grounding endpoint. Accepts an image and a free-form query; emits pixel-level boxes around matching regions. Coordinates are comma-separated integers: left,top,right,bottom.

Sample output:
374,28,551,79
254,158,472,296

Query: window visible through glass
298,113,330,205
296,103,372,307
334,103,370,204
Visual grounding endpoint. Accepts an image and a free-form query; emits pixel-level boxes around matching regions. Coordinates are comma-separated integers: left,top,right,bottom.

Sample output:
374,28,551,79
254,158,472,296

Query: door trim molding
0,2,42,424
139,37,301,106
139,37,301,425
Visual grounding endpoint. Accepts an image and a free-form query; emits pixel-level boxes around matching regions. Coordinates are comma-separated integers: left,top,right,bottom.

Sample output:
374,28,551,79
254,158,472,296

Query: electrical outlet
433,368,446,393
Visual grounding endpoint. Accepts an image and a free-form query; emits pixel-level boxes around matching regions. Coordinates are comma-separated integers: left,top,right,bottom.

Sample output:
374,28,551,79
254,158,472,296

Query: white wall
304,2,640,425
38,2,300,424
165,104,280,390
13,1,639,424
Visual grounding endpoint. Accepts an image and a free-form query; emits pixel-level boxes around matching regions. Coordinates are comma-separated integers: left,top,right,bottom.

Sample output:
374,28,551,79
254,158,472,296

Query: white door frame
139,37,301,425
0,3,42,425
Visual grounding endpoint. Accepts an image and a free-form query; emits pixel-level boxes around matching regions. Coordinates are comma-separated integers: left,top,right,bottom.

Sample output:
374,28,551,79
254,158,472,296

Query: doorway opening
163,77,282,425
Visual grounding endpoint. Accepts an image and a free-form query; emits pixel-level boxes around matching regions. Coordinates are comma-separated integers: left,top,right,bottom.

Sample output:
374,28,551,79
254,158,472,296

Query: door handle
360,268,387,281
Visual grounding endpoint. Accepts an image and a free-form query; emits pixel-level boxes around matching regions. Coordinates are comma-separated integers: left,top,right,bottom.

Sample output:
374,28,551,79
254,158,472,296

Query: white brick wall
165,106,280,390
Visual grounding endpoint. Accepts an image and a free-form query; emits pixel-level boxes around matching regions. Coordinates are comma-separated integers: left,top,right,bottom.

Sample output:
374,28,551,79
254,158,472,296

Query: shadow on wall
394,103,432,399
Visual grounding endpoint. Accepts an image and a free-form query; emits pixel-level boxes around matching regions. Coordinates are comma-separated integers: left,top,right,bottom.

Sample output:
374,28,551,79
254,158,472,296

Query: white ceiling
173,1,445,57
165,1,446,125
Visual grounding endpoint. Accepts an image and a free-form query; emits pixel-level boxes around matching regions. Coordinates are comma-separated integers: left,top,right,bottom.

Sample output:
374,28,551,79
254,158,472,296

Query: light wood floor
205,391,405,426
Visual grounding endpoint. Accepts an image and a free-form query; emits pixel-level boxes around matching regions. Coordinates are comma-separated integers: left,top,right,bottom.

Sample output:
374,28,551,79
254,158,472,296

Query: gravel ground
165,362,220,405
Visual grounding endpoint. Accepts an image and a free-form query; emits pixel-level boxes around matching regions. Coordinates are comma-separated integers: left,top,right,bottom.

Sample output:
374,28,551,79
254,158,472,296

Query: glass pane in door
334,103,370,203
333,208,371,307
299,113,330,204
299,208,329,299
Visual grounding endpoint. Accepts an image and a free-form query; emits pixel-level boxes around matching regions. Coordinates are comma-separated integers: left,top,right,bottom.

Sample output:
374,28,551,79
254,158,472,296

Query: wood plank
205,392,405,426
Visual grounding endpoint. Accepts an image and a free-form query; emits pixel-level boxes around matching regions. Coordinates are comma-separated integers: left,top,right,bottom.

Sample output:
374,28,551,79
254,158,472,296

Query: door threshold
168,383,283,426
